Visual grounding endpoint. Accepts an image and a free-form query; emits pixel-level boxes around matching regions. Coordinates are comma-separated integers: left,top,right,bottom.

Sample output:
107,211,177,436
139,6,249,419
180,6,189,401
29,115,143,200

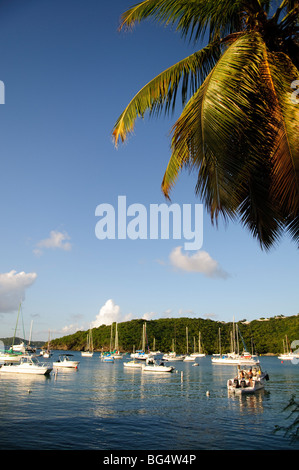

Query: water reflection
228,389,267,414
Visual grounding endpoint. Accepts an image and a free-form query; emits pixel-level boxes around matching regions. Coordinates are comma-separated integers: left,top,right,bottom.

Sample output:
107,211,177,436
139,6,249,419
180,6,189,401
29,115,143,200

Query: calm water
0,353,298,450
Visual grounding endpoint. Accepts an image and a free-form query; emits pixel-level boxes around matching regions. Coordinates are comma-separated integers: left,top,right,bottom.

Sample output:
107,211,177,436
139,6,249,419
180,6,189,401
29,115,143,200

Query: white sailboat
184,327,196,361
212,323,260,365
278,335,299,361
191,331,206,357
81,328,94,357
41,330,52,358
130,323,151,360
112,323,122,358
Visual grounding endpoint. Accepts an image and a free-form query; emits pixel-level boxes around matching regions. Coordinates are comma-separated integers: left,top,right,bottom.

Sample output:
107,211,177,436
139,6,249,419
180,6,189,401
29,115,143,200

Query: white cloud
34,230,72,256
169,246,229,279
91,299,133,328
0,270,37,313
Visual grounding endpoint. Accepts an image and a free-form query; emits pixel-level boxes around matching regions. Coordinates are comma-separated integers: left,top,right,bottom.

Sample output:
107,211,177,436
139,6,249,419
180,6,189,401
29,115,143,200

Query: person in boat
248,368,253,386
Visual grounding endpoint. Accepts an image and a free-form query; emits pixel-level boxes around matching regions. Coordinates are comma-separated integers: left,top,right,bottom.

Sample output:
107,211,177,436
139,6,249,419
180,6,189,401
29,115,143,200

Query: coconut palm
112,0,299,249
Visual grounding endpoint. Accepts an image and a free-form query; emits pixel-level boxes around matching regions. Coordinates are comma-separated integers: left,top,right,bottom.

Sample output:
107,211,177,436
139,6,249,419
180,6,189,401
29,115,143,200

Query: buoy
181,371,183,382
206,390,210,396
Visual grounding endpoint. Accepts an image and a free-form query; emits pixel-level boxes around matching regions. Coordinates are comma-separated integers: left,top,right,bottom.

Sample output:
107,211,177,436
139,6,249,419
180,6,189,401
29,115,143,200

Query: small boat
142,357,175,373
53,354,79,369
101,354,114,363
227,363,269,394
0,355,52,375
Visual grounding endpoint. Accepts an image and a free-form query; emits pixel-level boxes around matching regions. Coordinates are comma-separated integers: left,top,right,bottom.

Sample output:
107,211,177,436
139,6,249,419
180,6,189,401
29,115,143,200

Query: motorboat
0,355,52,375
142,357,175,373
53,354,79,369
227,363,269,394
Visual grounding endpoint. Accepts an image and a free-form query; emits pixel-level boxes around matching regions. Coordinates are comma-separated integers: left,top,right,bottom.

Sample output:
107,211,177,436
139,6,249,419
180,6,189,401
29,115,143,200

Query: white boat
184,355,196,362
12,341,26,353
211,326,259,365
278,352,299,361
212,352,260,365
130,350,150,360
124,360,143,369
81,329,94,357
278,336,299,361
53,354,79,368
142,357,175,373
0,355,52,375
162,352,185,361
41,330,52,358
0,350,24,363
190,331,205,357
227,363,269,394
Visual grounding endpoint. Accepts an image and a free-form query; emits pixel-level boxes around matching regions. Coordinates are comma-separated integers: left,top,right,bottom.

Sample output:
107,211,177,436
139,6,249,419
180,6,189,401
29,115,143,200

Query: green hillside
49,314,299,355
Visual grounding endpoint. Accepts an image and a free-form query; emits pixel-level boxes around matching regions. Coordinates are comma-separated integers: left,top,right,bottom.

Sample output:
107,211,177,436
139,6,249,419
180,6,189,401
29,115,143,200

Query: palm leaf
112,40,222,145
162,33,267,218
119,0,245,42
261,50,299,218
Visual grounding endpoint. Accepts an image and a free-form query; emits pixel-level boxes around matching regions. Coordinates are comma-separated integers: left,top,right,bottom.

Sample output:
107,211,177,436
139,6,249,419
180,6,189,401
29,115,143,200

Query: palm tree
112,0,299,250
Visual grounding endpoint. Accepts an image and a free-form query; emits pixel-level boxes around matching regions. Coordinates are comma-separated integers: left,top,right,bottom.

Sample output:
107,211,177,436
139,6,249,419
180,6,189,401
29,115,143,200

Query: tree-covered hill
49,314,299,355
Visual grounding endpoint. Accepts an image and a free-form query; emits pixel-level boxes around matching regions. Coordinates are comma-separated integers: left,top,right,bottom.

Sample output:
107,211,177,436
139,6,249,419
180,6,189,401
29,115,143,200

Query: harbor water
0,353,298,450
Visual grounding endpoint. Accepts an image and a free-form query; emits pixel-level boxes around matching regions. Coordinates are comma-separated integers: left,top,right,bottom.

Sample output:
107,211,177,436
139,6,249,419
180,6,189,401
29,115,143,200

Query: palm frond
119,0,246,42
112,40,222,145
162,33,267,218
261,50,299,218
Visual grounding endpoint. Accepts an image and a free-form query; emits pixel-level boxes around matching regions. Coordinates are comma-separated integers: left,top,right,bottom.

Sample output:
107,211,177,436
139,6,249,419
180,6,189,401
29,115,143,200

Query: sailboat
112,323,122,359
41,330,52,358
130,323,151,360
101,324,115,362
162,339,185,361
211,323,259,365
184,327,196,361
191,331,206,358
81,328,94,357
278,335,299,361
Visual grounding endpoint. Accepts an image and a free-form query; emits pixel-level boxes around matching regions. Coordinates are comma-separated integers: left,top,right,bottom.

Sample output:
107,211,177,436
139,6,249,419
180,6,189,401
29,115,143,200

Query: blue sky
0,0,297,342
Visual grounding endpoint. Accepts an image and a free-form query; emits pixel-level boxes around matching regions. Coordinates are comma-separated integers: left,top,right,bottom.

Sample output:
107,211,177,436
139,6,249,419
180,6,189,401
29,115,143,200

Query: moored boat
53,354,79,368
0,355,52,375
227,363,269,394
142,357,175,373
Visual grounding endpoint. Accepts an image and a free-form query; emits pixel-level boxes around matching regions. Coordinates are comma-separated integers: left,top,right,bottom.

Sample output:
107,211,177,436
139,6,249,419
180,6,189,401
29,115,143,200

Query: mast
12,302,22,347
186,327,189,354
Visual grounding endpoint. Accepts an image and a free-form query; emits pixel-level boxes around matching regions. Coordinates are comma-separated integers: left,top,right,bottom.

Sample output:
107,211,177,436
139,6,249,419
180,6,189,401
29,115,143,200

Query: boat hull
0,363,52,375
